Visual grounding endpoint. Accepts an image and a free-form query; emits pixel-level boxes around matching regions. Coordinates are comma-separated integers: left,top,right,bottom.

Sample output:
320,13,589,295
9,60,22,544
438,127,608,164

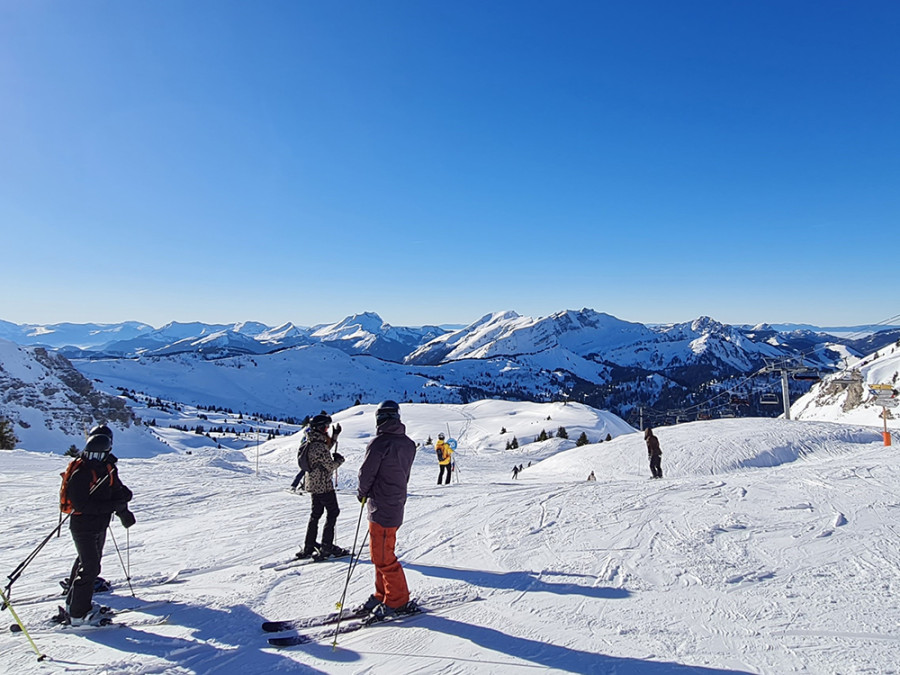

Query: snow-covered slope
1,410,896,674
793,341,900,428
72,346,618,430
0,338,160,456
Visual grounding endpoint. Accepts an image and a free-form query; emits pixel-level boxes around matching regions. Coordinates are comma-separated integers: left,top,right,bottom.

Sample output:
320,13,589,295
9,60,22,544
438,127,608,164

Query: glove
117,509,136,529
332,452,344,463
332,423,342,439
357,495,367,504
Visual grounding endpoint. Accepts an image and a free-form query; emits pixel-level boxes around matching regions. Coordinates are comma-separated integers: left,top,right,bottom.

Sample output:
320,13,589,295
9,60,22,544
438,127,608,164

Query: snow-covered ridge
405,309,655,364
0,338,153,454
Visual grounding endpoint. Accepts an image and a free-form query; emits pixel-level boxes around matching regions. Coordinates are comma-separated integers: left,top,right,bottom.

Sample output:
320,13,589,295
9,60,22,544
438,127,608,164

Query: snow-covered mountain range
1,311,894,365
2,310,899,453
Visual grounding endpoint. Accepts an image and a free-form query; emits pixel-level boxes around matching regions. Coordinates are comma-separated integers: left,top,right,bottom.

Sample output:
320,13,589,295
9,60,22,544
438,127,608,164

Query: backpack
297,440,312,473
59,458,113,514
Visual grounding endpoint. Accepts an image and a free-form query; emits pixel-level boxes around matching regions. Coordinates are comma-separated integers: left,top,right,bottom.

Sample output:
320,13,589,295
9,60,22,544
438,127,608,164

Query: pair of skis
259,551,351,572
4,570,181,610
262,590,481,648
10,599,172,635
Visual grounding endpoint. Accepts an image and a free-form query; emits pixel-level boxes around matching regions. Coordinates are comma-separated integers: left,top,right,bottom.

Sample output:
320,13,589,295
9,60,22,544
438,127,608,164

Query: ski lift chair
760,393,779,405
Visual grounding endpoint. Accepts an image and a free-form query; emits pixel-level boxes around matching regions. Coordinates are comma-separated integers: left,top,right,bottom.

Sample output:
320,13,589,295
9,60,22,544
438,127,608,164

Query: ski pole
0,588,46,661
4,471,111,599
5,519,69,598
333,440,339,489
106,525,135,597
332,497,368,650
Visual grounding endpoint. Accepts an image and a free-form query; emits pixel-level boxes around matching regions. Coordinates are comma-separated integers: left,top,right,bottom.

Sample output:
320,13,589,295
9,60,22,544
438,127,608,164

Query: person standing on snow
435,433,453,485
355,400,417,621
297,414,348,561
60,426,135,626
512,465,519,479
645,427,663,479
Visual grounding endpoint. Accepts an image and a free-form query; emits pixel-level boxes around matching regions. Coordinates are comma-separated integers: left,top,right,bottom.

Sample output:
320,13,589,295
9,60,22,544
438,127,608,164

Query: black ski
4,571,181,610
266,592,481,648
268,608,420,647
260,551,351,572
262,606,369,632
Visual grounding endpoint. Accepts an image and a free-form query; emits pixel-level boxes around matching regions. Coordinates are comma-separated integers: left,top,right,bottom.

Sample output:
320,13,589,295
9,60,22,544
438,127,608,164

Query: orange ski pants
368,521,410,609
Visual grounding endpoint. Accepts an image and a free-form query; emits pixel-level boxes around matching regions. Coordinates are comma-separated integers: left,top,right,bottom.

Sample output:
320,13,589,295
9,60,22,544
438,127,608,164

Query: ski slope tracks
1,402,897,674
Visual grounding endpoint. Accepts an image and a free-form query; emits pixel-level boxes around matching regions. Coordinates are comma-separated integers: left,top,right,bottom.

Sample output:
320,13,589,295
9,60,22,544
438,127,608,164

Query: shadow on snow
62,594,344,674
405,562,631,600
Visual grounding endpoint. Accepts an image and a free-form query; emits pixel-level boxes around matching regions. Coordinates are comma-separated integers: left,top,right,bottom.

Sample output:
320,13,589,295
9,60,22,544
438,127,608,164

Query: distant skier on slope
355,400,418,621
645,427,663,479
435,433,453,485
512,465,519,479
58,425,135,626
296,414,348,561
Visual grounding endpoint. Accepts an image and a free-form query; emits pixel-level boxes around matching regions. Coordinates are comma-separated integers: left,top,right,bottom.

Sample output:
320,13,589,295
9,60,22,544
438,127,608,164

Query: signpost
868,385,897,446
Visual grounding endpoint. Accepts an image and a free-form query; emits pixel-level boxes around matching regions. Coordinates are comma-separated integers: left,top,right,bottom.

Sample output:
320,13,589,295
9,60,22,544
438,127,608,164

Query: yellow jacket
435,439,453,465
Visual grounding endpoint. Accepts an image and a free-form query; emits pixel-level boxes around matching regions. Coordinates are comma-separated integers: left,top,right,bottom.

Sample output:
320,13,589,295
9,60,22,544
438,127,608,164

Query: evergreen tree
510,436,519,449
557,426,568,439
0,418,18,450
537,429,549,442
65,444,79,457
605,433,612,442
500,427,507,435
576,432,590,446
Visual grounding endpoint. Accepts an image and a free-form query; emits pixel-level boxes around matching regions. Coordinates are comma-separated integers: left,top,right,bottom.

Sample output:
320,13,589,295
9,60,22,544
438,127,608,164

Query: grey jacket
357,419,416,528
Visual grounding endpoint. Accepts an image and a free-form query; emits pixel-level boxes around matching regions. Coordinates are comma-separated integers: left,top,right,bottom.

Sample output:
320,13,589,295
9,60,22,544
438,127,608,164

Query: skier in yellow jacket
435,433,453,485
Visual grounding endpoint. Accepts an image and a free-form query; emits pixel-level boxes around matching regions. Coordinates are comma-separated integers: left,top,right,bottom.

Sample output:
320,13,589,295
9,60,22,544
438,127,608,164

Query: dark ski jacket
644,429,662,458
304,428,344,495
357,418,416,529
68,454,133,533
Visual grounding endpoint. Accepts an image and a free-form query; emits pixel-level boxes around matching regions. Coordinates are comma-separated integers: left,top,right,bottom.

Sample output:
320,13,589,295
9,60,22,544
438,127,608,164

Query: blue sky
1,1,897,329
